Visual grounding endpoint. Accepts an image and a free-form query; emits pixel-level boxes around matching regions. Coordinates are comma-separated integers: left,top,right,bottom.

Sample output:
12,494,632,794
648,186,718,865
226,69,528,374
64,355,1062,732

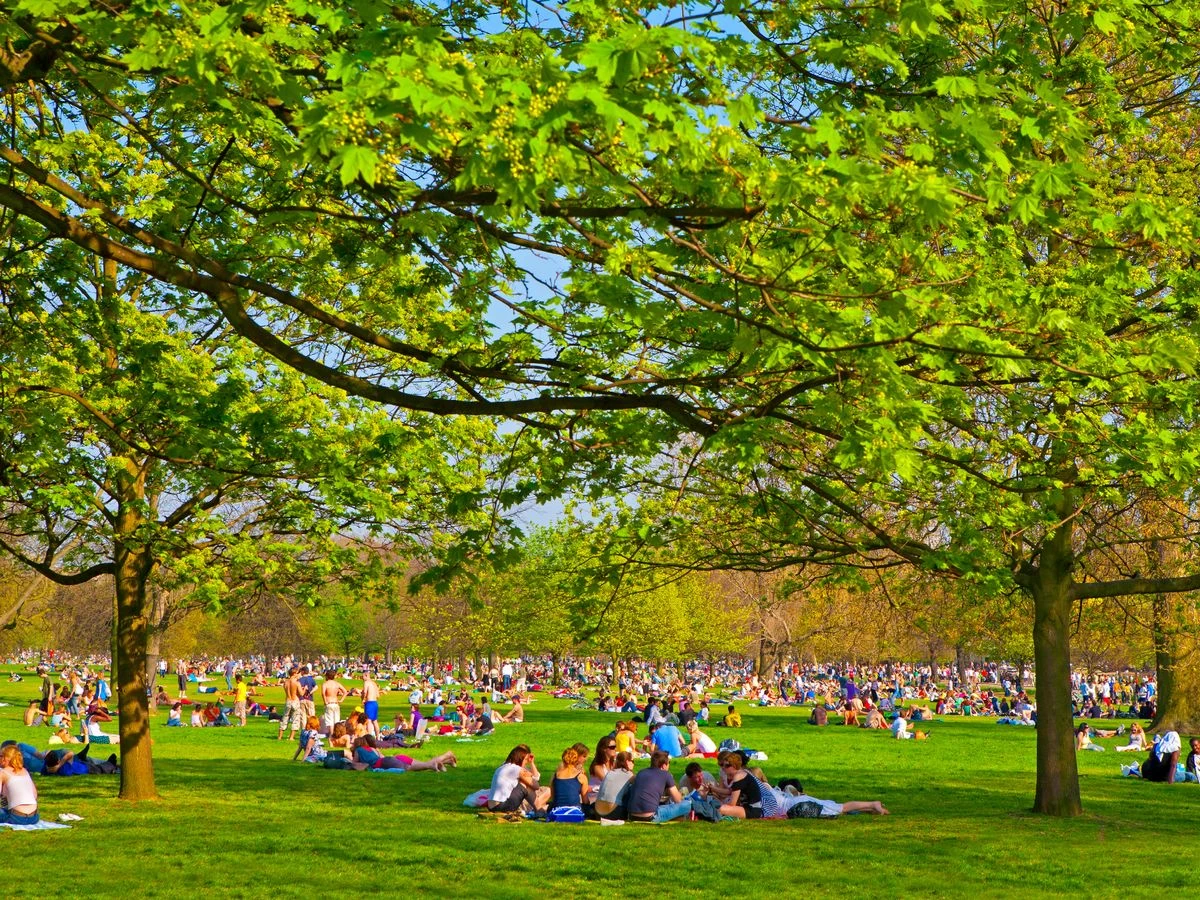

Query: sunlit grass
0,668,1191,899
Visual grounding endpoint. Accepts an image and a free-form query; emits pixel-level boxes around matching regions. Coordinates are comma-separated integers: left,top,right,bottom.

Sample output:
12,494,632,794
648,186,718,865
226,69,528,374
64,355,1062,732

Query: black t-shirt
628,768,676,817
733,772,763,819
677,708,696,728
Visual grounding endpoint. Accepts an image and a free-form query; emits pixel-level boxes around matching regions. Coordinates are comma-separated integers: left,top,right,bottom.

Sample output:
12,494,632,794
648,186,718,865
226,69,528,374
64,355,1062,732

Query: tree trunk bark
955,644,967,689
550,651,560,687
114,536,157,801
1151,592,1200,733
1030,564,1081,817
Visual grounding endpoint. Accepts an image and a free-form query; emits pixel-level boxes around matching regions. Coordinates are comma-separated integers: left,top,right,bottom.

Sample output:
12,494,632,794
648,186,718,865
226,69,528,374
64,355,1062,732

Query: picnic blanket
0,821,71,831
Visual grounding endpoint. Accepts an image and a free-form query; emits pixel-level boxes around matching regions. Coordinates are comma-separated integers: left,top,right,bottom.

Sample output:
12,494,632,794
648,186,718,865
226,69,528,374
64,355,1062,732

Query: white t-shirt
694,731,717,753
891,717,910,739
501,664,513,677
489,762,522,804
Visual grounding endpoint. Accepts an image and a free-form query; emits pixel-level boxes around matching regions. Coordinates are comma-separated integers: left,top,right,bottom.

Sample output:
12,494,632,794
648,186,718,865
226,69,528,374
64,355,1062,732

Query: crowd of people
3,649,1190,829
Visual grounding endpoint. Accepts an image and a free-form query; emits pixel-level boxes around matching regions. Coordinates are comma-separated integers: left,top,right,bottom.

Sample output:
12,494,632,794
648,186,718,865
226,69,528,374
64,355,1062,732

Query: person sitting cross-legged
627,750,692,823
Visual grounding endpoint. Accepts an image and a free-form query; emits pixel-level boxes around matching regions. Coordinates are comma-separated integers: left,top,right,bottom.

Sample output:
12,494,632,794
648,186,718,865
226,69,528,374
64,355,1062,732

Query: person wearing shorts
298,666,316,722
362,673,381,738
279,667,304,741
320,669,347,734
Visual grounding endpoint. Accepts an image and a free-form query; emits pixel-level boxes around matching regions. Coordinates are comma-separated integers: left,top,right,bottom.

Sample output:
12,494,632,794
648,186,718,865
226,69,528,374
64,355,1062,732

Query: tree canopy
6,0,1200,815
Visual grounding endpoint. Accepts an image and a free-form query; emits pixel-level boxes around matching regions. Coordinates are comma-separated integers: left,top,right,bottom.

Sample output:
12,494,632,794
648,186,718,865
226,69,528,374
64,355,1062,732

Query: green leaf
335,145,378,187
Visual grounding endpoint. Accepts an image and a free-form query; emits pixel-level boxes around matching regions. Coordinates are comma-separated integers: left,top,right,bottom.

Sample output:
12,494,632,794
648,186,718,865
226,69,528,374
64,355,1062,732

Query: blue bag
546,806,585,824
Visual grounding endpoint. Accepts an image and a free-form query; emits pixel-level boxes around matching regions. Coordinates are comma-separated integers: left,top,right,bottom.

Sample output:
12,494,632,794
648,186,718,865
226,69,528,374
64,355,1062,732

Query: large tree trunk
550,651,560,687
1030,561,1081,817
955,644,968,689
1151,592,1200,733
114,532,157,801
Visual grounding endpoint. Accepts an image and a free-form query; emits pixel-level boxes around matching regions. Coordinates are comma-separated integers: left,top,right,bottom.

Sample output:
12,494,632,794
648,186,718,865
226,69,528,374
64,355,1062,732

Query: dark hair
684,762,704,777
650,750,670,769
591,737,615,772
505,744,531,766
44,750,62,768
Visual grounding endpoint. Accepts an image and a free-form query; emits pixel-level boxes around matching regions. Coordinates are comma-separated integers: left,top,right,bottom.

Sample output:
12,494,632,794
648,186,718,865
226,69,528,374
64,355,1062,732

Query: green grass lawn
0,668,1193,899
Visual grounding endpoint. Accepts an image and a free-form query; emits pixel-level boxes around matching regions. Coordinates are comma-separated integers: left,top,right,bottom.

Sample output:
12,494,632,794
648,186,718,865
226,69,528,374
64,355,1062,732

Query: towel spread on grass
0,821,71,831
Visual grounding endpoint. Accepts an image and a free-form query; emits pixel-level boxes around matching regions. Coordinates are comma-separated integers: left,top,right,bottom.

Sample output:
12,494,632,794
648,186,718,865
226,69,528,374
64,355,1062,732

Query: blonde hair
561,747,581,767
0,745,25,772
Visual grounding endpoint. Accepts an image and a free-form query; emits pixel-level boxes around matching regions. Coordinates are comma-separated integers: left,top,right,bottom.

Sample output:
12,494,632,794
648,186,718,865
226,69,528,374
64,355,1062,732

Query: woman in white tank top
0,745,40,825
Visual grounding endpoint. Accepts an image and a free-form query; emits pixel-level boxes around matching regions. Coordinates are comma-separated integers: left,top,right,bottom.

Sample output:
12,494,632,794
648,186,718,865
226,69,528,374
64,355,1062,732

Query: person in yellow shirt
721,705,742,728
233,675,251,727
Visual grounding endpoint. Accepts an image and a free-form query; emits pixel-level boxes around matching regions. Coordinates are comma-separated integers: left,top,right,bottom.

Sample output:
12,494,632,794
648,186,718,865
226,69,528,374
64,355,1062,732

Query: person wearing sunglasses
587,737,618,801
716,752,763,819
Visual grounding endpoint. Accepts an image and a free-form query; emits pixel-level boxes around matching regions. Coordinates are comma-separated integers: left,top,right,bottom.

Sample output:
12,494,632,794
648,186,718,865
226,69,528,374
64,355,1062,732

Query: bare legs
840,800,889,815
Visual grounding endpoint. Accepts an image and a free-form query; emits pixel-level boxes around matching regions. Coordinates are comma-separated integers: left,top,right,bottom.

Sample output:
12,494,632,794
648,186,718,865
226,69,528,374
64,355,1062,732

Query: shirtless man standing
361,672,381,738
320,669,347,734
278,667,303,741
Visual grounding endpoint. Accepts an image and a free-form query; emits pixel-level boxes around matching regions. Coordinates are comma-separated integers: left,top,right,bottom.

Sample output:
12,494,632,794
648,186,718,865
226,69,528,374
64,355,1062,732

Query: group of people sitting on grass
1119,731,1200,784
483,736,888,823
292,714,458,773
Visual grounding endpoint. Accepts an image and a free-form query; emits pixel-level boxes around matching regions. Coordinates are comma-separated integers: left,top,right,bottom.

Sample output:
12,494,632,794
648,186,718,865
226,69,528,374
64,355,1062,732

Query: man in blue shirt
649,722,686,758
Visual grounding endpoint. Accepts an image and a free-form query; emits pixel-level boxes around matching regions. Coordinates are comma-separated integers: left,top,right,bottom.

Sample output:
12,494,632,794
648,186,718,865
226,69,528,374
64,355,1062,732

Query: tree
0,245,487,799
6,0,1200,816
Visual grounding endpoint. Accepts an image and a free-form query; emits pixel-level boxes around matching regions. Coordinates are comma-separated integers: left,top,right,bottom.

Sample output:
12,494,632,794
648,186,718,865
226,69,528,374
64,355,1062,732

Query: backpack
718,738,741,753
546,806,585,824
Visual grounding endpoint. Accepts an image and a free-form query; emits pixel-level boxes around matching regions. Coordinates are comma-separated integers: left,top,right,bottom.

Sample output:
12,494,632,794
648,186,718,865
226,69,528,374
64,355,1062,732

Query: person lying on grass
42,747,120,776
350,735,457,772
749,767,890,818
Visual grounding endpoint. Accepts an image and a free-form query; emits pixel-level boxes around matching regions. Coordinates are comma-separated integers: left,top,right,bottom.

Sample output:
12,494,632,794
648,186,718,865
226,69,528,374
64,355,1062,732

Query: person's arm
1166,751,1179,783
668,783,683,803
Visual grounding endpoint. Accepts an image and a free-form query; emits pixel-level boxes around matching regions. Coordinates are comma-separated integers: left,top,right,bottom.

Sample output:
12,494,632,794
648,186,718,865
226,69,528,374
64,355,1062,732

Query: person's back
652,724,685,757
594,767,634,817
628,765,675,818
551,774,583,808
